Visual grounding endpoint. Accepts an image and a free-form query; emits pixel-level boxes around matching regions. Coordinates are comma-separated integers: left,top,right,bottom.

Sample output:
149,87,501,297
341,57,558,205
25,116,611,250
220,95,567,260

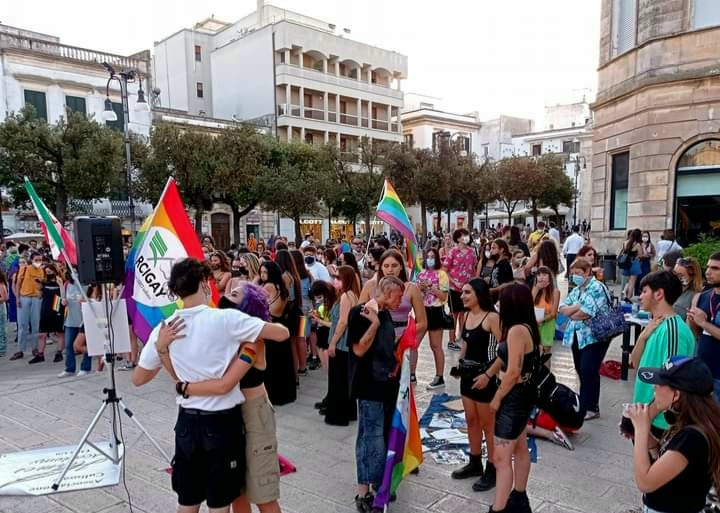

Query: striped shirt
632,315,696,430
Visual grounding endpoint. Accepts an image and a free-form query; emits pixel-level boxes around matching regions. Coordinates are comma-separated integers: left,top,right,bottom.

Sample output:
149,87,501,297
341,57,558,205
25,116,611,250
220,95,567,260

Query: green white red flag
23,177,77,265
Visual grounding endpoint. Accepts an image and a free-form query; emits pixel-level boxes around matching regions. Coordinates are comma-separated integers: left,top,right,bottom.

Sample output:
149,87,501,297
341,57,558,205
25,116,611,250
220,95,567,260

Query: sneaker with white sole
551,426,574,450
584,410,600,421
77,370,90,376
448,341,462,351
426,376,445,390
57,371,74,378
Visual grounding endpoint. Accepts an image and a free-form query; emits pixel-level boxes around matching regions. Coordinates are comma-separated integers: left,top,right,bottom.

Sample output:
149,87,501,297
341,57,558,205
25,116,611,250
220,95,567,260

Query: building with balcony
154,1,408,159
0,23,152,237
590,0,720,252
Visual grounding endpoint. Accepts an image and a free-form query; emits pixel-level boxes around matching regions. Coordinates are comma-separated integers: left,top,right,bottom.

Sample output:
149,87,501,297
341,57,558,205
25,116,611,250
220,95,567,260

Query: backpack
529,353,586,430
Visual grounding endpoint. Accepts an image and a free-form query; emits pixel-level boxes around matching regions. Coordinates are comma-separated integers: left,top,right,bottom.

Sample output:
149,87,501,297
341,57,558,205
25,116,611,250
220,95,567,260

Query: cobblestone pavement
0,297,641,513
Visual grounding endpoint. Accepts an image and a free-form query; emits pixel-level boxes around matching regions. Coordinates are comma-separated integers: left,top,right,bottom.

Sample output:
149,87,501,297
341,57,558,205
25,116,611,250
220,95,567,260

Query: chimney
257,0,264,26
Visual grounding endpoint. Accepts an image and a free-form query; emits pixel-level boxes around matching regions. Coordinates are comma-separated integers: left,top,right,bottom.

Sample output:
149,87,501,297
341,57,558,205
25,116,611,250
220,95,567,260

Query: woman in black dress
451,278,502,492
29,263,65,364
259,261,296,406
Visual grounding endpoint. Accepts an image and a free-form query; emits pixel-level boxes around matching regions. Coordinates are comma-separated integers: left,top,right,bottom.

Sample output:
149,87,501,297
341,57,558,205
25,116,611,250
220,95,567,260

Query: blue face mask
571,274,586,287
426,258,436,268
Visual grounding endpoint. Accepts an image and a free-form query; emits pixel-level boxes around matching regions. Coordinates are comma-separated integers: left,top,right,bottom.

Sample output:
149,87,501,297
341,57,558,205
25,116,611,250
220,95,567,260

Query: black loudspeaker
74,216,124,284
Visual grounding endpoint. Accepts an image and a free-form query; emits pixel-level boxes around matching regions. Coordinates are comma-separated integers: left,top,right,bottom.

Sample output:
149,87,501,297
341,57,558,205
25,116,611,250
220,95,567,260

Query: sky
2,0,601,125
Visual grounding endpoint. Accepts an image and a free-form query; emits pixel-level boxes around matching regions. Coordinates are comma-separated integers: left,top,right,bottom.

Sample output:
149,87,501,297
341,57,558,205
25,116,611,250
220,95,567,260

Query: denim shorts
355,400,386,489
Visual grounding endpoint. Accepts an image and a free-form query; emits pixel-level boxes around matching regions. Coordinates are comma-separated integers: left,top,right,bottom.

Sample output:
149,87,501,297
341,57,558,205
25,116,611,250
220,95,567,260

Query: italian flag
24,177,77,265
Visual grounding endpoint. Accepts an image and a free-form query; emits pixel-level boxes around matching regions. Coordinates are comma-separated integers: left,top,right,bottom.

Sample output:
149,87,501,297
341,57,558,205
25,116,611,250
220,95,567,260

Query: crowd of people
0,219,719,513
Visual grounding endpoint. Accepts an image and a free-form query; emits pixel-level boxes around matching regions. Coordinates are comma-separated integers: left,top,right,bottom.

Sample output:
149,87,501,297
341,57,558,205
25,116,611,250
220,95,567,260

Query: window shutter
24,90,47,120
65,96,86,116
694,0,720,29
613,0,636,56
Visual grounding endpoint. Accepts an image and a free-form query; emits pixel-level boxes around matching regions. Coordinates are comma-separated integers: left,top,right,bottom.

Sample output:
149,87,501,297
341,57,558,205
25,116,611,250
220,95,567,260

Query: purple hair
236,282,271,321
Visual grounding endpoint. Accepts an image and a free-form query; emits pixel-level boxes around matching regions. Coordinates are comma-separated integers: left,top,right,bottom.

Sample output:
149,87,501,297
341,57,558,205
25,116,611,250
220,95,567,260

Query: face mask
426,258,436,268
32,262,42,269
571,274,586,287
485,251,491,259
46,274,55,280
642,236,649,242
304,256,315,265
680,278,689,288
462,236,470,244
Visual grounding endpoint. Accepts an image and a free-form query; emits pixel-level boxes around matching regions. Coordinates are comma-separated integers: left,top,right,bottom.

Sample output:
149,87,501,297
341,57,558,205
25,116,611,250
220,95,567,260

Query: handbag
588,285,627,341
442,301,455,330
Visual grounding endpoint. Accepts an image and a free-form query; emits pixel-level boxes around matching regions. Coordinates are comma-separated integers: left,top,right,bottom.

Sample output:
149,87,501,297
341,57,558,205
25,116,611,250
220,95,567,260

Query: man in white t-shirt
132,258,288,513
655,229,683,265
562,225,585,277
302,245,331,282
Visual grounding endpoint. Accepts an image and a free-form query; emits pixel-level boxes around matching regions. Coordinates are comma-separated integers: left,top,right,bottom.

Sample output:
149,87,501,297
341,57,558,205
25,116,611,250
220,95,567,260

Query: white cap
300,240,311,249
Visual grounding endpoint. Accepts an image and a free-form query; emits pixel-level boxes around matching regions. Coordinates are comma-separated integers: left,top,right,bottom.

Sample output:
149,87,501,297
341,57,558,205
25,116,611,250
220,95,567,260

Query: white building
400,94,535,232
0,23,152,235
153,1,408,243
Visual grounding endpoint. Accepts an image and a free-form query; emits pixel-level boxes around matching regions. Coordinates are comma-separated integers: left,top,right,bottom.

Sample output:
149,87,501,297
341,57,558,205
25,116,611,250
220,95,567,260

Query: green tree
383,143,422,236
257,142,330,244
0,106,124,224
457,157,495,231
355,137,388,239
214,125,273,243
494,156,534,225
136,122,218,235
414,148,449,233
538,154,574,224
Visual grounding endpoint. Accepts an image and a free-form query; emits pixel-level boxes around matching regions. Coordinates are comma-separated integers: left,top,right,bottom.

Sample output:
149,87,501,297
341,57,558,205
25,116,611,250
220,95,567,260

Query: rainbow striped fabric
123,178,219,342
375,179,421,277
373,316,423,508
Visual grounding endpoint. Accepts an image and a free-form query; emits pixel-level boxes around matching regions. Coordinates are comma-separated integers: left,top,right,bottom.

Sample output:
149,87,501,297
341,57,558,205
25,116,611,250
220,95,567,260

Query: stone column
299,50,304,69
368,100,373,129
287,126,293,142
299,86,305,118
284,49,290,64
322,59,328,74
334,60,340,76
387,105,392,132
300,127,306,142
324,131,329,143
323,91,328,121
335,95,340,123
357,98,361,127
367,67,372,84
285,84,291,113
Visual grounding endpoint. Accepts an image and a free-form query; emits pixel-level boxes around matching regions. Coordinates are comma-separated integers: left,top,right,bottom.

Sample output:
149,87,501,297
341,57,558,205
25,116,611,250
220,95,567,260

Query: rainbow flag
122,178,219,342
375,179,421,277
373,316,423,509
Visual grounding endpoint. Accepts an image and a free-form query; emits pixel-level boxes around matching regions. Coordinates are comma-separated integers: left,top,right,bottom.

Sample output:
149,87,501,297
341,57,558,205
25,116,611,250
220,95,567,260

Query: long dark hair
336,265,361,300
0,268,6,287
509,225,522,245
275,249,301,304
536,240,559,275
377,249,409,283
289,249,312,281
625,228,642,250
341,251,362,282
309,280,337,313
533,266,556,306
499,283,540,346
465,278,496,313
668,391,720,490
260,261,288,300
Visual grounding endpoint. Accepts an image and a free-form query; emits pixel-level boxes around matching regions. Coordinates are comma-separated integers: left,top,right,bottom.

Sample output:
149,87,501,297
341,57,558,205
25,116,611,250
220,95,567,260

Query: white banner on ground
0,442,123,495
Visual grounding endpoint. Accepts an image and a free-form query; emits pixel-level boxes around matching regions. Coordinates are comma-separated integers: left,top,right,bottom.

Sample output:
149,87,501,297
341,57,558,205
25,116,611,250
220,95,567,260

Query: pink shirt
444,246,477,291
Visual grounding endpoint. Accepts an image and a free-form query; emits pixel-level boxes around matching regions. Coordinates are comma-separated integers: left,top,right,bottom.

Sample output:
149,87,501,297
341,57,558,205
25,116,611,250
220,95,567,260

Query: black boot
451,453,484,479
486,506,506,513
473,461,496,491
507,489,532,513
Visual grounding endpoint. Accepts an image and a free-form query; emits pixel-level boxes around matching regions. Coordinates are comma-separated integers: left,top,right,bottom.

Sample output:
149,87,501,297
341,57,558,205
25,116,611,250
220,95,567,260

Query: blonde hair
241,253,261,280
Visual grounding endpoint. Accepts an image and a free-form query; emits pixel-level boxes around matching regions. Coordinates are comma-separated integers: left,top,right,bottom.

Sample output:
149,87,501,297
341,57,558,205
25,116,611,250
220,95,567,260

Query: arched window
675,139,720,244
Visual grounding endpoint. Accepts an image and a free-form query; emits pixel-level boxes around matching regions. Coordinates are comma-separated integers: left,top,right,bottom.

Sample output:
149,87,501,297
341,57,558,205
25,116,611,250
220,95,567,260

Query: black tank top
461,312,496,364
239,366,265,389
497,324,536,374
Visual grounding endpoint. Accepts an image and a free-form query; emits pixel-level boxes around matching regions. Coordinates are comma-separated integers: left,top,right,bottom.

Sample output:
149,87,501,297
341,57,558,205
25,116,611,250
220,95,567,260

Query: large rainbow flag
373,316,423,510
123,177,218,342
375,179,421,277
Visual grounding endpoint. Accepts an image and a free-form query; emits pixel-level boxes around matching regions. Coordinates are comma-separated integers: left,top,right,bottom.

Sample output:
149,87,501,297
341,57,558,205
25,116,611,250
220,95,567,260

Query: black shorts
495,383,535,440
316,326,330,350
425,306,444,331
448,289,465,314
172,406,246,508
460,375,498,403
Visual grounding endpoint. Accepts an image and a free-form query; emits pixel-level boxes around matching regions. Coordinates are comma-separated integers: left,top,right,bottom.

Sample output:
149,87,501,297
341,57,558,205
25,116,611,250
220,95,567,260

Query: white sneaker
57,371,74,378
76,370,90,376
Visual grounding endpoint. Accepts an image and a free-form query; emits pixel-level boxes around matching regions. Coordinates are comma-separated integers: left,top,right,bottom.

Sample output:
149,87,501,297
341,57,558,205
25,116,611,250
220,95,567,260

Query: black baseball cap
638,356,714,396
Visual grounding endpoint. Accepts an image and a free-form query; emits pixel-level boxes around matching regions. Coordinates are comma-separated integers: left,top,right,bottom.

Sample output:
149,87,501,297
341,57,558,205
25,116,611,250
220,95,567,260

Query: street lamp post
101,62,149,236
568,154,586,228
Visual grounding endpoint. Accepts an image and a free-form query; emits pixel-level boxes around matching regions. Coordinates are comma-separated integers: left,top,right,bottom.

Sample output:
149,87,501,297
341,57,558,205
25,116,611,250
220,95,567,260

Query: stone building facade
590,0,720,253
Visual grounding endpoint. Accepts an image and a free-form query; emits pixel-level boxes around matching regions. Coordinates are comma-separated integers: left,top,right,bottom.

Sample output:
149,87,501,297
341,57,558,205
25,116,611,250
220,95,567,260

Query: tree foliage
0,106,124,223
494,156,535,224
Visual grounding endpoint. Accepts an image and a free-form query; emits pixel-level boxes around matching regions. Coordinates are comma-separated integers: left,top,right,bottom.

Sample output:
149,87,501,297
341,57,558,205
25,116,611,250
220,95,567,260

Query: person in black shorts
450,278,501,492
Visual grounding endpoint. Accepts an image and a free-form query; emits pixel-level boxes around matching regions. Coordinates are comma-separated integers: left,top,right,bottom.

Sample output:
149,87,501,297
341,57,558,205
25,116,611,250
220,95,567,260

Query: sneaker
28,353,45,364
308,356,321,371
9,352,23,361
584,410,600,421
354,492,374,513
314,398,328,410
297,368,308,377
57,370,74,378
426,375,445,390
77,370,90,376
118,362,136,371
448,341,462,351
410,374,417,384
551,427,574,450
53,351,63,363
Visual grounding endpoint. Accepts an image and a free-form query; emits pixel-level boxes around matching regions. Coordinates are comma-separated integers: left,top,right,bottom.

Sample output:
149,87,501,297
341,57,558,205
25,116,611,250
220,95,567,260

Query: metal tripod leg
51,399,115,491
118,399,172,464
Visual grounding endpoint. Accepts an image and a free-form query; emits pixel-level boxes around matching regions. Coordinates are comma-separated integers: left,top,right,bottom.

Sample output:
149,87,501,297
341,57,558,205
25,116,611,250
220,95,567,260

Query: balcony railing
303,107,325,120
0,32,148,72
275,64,403,101
372,119,389,131
339,113,358,126
328,112,337,123
361,117,369,128
277,103,397,133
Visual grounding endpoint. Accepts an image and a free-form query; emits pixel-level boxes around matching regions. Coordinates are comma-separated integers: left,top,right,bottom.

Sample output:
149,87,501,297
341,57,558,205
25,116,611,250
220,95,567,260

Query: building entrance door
211,213,231,251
